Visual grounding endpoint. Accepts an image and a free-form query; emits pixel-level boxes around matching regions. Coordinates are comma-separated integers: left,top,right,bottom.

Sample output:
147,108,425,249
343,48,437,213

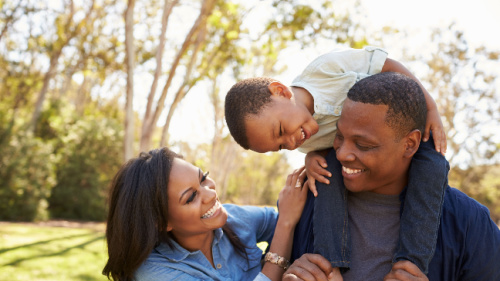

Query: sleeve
225,204,278,244
253,272,273,281
459,199,500,280
135,262,201,281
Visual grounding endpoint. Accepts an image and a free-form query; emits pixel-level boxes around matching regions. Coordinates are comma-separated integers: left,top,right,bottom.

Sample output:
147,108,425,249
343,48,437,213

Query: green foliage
450,165,500,223
48,116,123,221
225,152,290,205
0,117,56,221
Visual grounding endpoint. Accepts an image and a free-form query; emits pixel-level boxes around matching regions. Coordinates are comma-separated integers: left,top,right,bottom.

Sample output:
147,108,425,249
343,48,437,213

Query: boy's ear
403,129,422,158
268,81,293,99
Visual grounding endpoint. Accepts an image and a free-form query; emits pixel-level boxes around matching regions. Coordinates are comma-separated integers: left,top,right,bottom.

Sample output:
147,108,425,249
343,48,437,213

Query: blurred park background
1,0,499,280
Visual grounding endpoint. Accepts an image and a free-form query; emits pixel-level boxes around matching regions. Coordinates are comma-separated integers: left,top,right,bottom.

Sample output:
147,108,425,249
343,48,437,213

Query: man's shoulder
442,186,492,224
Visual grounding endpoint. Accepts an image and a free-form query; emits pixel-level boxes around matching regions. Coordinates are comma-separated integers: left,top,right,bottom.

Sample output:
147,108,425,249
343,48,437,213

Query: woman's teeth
301,128,305,140
201,201,220,219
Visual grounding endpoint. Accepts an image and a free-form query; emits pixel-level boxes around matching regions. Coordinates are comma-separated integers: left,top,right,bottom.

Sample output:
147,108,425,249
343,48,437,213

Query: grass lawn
0,221,108,281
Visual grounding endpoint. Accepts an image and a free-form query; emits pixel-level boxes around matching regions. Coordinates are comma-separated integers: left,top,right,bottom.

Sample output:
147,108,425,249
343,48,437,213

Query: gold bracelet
264,252,290,271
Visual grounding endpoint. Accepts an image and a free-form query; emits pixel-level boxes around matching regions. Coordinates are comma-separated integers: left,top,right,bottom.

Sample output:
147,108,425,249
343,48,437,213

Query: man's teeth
301,128,305,140
343,166,363,175
201,201,219,219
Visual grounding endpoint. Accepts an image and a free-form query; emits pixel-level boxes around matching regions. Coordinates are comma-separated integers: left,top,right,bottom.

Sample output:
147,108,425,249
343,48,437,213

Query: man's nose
335,143,356,162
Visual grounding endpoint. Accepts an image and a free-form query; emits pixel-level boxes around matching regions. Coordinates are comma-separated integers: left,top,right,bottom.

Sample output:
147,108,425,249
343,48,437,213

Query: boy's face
333,99,413,195
245,95,319,153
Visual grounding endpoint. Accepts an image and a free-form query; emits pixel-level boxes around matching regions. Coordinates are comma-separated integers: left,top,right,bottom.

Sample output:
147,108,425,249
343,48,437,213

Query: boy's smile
244,95,319,153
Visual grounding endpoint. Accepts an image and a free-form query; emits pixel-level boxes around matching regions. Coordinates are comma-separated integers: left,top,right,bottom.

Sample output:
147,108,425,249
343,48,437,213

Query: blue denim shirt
135,204,277,281
292,187,500,280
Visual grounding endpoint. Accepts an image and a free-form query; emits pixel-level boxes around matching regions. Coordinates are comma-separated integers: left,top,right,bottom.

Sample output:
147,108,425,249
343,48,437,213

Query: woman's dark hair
102,147,247,281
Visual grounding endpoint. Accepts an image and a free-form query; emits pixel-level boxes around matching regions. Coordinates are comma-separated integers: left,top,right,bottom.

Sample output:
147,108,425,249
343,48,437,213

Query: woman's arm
382,58,447,155
260,167,309,281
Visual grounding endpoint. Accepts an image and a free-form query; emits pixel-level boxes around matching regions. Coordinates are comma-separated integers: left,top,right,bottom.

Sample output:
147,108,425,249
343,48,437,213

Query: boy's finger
423,124,430,142
314,166,331,178
311,172,330,185
307,180,318,197
441,130,447,154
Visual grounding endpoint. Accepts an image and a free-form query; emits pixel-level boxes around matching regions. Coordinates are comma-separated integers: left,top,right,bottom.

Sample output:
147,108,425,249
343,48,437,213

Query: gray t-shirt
342,191,401,281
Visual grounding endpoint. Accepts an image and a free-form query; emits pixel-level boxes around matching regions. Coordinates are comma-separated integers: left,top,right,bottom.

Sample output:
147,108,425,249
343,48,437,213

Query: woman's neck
171,230,216,267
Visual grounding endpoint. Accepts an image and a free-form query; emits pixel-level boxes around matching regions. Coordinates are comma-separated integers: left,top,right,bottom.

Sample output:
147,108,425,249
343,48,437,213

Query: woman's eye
279,124,283,136
186,191,197,204
201,171,209,183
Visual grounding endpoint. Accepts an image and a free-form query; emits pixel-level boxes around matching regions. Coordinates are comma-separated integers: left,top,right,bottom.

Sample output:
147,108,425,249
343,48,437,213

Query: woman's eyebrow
179,187,194,203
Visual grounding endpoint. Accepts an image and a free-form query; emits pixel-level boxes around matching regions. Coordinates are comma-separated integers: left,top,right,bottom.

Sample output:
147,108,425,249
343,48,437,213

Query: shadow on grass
3,233,105,266
0,232,96,254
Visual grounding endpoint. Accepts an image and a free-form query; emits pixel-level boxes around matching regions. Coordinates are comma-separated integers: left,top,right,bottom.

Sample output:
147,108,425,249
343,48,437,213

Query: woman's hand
277,166,309,226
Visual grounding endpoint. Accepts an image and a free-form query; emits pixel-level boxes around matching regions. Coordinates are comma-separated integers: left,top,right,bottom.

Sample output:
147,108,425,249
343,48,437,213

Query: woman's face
166,158,228,237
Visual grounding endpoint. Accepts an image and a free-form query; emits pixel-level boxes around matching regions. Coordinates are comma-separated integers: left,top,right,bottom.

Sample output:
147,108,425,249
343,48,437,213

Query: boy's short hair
224,77,276,149
347,72,427,139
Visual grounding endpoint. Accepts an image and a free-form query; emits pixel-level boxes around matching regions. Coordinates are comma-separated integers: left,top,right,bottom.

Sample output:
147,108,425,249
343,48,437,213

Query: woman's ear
403,129,422,158
166,223,173,232
268,81,293,99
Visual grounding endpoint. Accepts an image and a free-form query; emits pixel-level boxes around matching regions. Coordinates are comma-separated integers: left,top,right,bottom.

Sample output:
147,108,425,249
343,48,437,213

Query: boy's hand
305,151,332,197
423,106,447,156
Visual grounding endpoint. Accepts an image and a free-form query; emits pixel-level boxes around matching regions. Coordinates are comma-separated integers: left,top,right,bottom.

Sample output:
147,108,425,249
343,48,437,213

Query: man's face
244,95,319,153
333,99,411,195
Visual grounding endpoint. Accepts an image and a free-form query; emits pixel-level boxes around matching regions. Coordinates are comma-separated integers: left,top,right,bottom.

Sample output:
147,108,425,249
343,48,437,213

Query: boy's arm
381,58,447,155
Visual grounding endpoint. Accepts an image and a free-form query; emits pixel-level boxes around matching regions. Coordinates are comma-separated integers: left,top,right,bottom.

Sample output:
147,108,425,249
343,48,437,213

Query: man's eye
279,124,283,136
186,191,197,204
356,144,373,151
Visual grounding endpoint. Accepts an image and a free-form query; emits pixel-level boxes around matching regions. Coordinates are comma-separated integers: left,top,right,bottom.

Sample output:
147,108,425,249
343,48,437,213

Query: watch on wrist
264,251,290,271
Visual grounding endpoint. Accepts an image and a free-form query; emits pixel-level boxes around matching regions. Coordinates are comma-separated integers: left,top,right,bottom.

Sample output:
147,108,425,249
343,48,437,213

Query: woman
102,147,308,281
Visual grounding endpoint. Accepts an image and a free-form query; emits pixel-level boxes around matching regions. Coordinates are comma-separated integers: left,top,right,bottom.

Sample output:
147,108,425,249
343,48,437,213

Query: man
284,72,500,280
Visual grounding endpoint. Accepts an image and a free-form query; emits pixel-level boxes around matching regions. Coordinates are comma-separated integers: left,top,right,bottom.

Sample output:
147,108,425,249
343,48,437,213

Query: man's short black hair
224,77,275,149
347,72,427,139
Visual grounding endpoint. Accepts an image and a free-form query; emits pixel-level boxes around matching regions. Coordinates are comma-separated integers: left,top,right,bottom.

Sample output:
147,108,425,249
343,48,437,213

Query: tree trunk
141,0,216,150
140,0,179,152
123,0,136,160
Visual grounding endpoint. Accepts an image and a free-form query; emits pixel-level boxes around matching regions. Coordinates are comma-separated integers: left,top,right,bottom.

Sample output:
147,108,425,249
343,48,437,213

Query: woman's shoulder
224,204,277,224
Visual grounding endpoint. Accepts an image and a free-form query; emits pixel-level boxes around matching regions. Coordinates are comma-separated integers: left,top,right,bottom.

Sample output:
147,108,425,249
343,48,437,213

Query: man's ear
403,129,422,158
268,81,293,99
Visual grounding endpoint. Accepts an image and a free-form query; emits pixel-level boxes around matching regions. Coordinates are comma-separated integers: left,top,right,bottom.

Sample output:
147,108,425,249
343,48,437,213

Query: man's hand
424,107,447,155
304,151,332,197
282,254,343,281
383,261,429,281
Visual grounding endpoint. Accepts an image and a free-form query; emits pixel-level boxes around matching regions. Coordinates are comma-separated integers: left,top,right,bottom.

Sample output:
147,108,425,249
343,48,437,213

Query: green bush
0,129,56,221
48,116,123,221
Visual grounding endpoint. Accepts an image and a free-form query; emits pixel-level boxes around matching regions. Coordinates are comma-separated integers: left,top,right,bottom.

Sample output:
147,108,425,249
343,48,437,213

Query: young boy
224,47,449,278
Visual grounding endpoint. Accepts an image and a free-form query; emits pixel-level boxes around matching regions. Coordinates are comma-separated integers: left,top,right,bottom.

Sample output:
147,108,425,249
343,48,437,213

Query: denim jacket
292,187,500,280
135,204,277,281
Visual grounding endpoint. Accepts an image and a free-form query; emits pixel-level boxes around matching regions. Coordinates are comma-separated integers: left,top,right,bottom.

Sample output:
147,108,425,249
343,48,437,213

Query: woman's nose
201,180,217,203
